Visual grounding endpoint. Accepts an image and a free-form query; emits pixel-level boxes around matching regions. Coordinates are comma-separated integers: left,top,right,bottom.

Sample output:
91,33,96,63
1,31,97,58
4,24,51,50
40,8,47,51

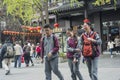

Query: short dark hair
86,22,94,31
86,22,91,26
44,24,52,29
67,28,73,31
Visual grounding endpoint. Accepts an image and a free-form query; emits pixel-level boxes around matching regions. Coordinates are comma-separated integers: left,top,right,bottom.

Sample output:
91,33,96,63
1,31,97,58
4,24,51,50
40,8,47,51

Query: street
0,54,120,80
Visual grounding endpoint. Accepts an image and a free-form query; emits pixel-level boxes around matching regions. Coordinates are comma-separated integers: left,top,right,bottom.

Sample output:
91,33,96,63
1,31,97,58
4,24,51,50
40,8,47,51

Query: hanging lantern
28,28,32,32
54,23,59,28
36,26,41,33
83,18,90,23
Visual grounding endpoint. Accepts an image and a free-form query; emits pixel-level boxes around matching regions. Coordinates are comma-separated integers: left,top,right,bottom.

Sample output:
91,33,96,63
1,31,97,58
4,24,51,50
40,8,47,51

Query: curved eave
49,1,84,14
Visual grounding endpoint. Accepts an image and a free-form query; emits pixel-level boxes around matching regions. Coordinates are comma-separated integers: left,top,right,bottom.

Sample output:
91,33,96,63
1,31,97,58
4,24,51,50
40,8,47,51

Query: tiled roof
49,1,84,14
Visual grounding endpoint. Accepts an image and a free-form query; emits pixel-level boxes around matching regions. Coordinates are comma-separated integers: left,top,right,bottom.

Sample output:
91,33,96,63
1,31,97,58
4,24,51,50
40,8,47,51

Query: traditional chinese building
48,0,120,51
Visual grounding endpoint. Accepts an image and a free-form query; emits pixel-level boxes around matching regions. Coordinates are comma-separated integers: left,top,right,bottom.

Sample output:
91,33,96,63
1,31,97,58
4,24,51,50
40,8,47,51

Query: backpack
24,46,31,54
82,32,98,58
43,35,56,48
4,44,14,58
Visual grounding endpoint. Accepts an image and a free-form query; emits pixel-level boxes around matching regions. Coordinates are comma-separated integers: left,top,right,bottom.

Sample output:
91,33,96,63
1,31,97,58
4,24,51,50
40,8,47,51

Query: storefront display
53,28,67,53
102,20,120,51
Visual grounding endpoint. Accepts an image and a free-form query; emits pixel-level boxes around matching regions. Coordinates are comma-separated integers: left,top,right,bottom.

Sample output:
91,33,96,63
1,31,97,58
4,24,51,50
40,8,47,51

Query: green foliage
3,0,41,25
3,0,110,25
93,0,117,10
59,52,66,58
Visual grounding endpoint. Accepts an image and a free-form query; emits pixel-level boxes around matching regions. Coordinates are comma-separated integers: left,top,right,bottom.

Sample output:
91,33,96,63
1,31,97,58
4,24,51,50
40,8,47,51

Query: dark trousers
68,58,83,80
36,52,40,58
24,53,30,66
0,57,2,68
115,46,120,53
30,56,34,64
14,55,21,68
45,57,64,80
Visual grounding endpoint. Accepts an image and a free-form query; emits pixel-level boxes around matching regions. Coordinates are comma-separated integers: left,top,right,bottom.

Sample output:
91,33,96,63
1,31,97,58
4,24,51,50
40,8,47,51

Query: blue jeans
86,57,99,80
14,55,21,67
109,48,113,55
68,58,83,80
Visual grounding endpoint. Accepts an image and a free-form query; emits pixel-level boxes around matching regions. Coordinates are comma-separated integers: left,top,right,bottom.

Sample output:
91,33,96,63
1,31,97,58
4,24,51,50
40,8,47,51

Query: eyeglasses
81,25,88,29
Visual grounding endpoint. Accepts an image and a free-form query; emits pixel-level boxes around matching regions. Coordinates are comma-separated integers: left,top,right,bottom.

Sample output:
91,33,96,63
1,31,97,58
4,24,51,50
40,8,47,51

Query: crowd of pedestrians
0,39,42,75
1,18,120,80
107,35,120,58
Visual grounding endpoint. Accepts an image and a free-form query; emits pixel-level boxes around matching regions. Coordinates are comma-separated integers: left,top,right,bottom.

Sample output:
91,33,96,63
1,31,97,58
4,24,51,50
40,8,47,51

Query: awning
49,1,85,14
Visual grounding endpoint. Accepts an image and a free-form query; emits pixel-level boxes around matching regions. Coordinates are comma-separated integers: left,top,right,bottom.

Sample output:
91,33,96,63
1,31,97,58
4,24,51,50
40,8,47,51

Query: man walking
14,41,23,68
41,24,64,80
0,39,14,75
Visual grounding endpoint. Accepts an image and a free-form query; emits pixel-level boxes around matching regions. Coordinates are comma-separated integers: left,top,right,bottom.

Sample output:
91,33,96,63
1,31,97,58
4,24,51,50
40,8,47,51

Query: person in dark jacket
0,40,14,75
0,43,2,68
41,24,64,80
23,42,31,67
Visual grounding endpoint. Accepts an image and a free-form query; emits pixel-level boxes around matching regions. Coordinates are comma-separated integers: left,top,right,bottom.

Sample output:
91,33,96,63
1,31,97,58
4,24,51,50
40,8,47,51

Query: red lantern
83,18,90,23
54,23,59,28
36,27,41,32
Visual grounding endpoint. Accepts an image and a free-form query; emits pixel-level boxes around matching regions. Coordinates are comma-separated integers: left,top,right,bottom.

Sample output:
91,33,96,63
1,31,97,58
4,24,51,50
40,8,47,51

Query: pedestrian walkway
0,54,120,80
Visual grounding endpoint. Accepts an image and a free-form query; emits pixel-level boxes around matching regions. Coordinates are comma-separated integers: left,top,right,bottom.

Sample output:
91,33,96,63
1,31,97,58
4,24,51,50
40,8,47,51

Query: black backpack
43,35,56,48
2,43,14,58
23,45,31,54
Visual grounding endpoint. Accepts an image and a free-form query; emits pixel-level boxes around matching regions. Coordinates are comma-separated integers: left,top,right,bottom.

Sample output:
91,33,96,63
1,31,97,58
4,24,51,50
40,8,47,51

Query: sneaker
111,55,113,58
31,64,34,66
26,64,29,67
5,70,10,75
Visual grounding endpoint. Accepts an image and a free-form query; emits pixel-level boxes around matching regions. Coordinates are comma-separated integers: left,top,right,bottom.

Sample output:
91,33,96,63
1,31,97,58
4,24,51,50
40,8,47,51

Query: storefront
48,0,120,52
101,9,120,51
53,28,67,53
1,26,42,44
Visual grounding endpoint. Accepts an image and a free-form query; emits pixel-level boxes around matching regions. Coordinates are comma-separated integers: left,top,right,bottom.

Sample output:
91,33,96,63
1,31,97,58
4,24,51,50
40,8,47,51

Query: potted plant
59,52,67,63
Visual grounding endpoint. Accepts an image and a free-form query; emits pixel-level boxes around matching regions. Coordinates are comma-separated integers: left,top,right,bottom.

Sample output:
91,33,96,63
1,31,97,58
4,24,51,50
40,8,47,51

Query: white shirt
107,41,115,49
14,44,23,55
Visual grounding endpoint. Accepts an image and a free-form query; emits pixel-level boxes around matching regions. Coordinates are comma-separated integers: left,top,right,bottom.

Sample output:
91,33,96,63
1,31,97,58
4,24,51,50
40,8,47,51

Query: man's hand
73,58,78,63
87,38,96,42
75,48,80,52
47,52,52,58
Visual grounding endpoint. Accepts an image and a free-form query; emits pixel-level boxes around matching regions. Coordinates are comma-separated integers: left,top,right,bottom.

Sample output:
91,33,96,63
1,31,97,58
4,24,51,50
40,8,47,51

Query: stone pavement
0,54,120,80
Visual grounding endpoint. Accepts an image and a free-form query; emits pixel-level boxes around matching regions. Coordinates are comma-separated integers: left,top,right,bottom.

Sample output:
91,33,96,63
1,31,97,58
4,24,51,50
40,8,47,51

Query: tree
93,0,117,9
3,0,36,25
2,0,117,26
2,0,49,26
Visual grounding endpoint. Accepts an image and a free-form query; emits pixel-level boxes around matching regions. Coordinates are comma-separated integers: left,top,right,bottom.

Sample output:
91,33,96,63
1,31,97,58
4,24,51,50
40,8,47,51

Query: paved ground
0,54,120,80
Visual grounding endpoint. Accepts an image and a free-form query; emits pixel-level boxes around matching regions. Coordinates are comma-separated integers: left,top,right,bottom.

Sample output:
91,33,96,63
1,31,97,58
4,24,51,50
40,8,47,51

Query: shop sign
53,28,62,33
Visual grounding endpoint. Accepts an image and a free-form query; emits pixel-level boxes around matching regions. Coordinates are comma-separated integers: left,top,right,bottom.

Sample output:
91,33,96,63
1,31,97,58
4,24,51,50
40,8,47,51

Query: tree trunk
40,10,45,27
44,1,49,24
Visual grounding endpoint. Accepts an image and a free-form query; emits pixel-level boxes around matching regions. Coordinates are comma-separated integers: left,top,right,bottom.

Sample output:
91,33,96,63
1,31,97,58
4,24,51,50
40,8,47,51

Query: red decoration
83,18,90,23
54,23,59,28
36,26,41,30
21,55,24,63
